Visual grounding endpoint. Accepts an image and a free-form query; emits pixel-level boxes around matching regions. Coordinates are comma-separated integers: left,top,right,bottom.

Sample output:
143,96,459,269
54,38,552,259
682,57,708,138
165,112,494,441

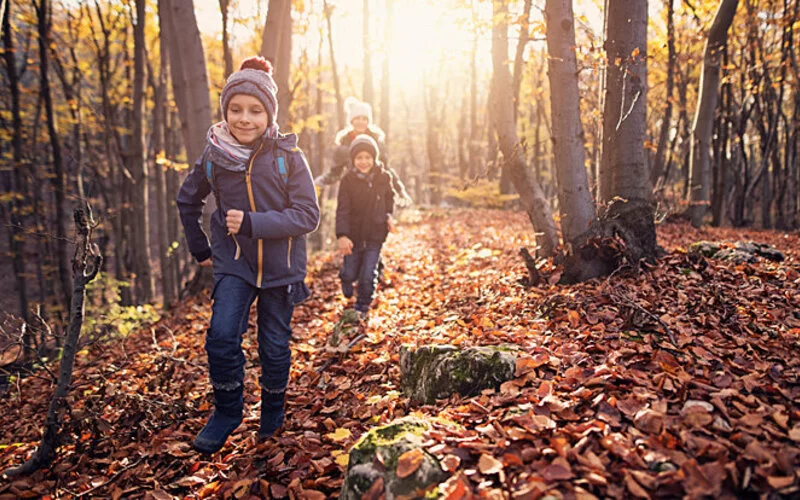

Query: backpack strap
205,159,222,210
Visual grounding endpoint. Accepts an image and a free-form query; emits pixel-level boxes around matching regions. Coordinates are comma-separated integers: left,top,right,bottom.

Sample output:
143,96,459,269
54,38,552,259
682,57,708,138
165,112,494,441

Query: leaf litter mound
1,208,798,499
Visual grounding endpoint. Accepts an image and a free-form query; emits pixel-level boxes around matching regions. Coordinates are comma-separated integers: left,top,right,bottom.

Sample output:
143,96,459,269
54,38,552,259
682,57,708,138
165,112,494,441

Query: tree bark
261,0,292,128
2,1,30,325
131,0,153,303
380,0,392,144
154,0,176,308
36,0,72,308
323,0,345,128
687,0,739,227
544,0,596,244
219,0,233,79
561,0,657,283
651,0,675,186
163,0,211,166
4,207,102,477
491,0,558,257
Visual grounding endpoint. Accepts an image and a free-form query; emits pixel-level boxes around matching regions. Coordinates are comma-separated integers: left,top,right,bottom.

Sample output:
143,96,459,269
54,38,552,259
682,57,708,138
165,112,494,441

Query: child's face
351,116,369,133
353,151,374,173
227,94,269,145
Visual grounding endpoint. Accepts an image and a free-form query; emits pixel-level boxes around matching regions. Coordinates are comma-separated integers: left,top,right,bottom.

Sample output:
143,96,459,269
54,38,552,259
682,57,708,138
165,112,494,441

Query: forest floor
0,208,799,499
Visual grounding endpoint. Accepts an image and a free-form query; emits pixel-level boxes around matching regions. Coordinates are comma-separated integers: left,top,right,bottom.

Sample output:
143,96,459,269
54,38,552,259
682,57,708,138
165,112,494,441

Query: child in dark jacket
176,56,319,454
316,97,412,206
335,134,395,316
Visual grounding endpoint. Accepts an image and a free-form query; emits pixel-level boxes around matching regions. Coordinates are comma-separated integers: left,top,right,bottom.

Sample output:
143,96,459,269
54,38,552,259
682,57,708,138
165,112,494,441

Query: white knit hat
345,97,372,124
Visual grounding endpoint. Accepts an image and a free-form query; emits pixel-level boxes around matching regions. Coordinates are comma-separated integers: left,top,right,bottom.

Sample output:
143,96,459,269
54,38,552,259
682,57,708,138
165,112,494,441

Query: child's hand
198,258,213,268
338,236,353,256
226,209,244,234
387,214,396,233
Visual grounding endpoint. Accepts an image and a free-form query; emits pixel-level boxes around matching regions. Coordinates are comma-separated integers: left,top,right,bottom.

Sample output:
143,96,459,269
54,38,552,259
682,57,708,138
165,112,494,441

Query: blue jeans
339,241,383,313
207,274,294,395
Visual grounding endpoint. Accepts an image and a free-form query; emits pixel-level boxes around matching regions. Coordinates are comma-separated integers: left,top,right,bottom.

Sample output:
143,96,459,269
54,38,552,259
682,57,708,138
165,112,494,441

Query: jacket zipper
246,142,265,287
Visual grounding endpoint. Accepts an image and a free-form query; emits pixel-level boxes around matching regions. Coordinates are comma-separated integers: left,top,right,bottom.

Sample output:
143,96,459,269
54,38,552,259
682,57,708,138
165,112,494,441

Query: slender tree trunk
544,0,596,243
219,0,233,79
323,0,345,128
36,0,71,308
468,1,480,179
261,0,292,128
491,0,557,257
4,207,102,478
362,0,374,104
131,0,153,303
154,0,176,308
687,0,739,227
512,0,533,119
164,0,211,166
651,0,675,185
2,1,30,325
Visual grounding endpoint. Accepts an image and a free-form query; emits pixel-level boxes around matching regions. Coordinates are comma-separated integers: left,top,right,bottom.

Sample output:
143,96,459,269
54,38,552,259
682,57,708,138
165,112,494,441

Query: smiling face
353,150,374,173
351,115,369,134
226,94,269,146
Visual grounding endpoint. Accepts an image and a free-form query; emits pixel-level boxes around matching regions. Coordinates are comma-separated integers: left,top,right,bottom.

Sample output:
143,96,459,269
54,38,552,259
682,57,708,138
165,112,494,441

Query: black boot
259,389,285,440
193,386,243,454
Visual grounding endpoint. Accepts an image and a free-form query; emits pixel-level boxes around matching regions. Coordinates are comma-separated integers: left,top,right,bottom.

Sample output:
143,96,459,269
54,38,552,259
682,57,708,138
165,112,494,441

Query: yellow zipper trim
232,234,241,260
246,142,265,287
287,237,292,268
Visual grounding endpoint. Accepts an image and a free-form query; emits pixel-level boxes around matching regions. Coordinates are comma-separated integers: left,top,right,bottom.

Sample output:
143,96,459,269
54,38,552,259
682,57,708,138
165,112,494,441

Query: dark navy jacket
335,164,394,245
177,133,320,291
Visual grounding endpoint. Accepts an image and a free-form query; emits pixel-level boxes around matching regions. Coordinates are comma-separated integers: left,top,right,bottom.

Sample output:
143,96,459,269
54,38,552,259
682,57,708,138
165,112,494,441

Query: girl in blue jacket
177,56,320,454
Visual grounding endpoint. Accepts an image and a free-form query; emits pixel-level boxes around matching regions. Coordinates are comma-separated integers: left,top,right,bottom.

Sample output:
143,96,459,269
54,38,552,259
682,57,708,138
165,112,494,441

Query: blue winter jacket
177,133,320,291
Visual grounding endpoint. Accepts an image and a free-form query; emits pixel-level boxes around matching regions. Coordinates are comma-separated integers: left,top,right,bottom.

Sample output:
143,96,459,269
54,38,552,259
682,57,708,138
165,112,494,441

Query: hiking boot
258,389,285,440
193,386,243,454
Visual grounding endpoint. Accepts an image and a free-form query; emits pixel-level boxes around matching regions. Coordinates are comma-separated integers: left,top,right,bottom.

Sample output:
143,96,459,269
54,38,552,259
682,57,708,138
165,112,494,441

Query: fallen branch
4,206,102,478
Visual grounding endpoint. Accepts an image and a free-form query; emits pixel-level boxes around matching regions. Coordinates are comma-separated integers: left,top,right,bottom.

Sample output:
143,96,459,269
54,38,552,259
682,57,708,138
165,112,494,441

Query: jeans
206,274,294,395
339,241,383,313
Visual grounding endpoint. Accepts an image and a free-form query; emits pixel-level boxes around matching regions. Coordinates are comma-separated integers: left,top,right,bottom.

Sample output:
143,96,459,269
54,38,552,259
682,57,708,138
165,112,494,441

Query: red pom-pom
239,56,273,75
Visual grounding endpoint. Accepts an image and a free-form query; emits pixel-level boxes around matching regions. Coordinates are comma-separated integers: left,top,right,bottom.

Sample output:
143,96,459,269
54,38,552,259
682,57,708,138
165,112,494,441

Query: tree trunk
651,0,675,186
154,0,176,308
163,0,211,166
512,0,533,120
362,0,374,104
4,207,102,478
261,0,292,128
131,0,153,304
2,1,30,325
323,0,345,128
491,0,558,257
562,0,657,284
36,0,72,308
687,0,739,227
544,0,596,244
219,0,233,79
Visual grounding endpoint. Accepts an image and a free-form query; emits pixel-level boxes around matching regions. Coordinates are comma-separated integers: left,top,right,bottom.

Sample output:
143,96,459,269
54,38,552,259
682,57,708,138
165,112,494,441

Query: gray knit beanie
220,57,278,124
349,134,380,163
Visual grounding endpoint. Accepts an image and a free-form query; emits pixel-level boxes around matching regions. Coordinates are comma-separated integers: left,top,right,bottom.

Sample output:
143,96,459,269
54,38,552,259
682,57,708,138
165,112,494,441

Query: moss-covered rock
327,308,361,352
340,417,448,500
687,240,784,263
687,241,721,258
400,344,518,404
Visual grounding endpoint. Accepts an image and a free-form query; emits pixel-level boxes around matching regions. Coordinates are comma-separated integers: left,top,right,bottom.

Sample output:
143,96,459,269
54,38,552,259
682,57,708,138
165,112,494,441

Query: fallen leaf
396,448,424,479
478,454,504,475
326,427,352,442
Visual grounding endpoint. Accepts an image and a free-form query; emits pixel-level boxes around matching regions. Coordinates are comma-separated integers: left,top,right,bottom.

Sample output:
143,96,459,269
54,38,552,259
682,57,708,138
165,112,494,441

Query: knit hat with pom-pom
345,97,373,124
349,134,380,163
220,56,279,124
